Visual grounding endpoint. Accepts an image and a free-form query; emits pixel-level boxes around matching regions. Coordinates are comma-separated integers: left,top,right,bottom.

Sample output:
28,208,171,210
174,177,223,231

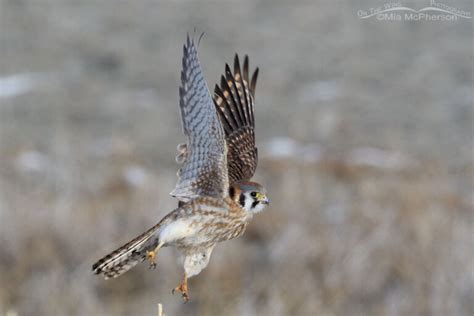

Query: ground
0,1,472,315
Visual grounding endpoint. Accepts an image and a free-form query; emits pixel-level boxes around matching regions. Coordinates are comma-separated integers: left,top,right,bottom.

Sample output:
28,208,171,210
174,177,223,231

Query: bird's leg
172,272,189,302
146,241,164,269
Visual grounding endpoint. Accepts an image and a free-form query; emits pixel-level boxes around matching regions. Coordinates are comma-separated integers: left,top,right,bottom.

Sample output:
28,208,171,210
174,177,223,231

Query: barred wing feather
171,35,229,202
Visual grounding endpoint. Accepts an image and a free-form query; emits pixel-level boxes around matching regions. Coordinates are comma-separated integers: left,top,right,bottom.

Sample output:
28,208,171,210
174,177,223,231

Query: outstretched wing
171,35,229,202
213,55,259,184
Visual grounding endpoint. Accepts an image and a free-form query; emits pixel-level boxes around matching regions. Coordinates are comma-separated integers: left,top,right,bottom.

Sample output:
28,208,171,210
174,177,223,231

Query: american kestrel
92,35,268,302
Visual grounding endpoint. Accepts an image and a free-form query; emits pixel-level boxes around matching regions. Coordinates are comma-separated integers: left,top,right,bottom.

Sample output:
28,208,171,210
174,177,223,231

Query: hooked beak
255,192,269,205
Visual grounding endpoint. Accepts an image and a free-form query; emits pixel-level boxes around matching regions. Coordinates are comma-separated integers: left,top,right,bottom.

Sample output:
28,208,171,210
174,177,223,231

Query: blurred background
0,1,472,315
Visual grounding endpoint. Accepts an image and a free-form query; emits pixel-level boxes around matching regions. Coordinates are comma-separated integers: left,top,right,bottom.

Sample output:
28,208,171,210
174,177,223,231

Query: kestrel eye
250,192,257,197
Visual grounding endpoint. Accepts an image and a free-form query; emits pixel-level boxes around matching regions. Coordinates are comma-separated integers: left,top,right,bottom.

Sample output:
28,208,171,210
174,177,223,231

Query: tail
92,223,161,279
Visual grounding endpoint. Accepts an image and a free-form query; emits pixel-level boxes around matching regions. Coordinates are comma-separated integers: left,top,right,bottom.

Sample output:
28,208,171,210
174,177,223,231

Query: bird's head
229,181,269,214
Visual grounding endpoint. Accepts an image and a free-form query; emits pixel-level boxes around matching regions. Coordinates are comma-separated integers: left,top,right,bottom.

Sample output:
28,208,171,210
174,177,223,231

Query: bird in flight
92,34,268,302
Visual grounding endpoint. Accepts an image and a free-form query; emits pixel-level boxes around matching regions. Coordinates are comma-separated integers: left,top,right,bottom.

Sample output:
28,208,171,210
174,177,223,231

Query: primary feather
213,55,259,183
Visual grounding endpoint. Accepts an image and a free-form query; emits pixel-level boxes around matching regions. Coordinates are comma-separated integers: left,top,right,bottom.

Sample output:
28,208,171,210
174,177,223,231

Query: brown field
0,1,472,315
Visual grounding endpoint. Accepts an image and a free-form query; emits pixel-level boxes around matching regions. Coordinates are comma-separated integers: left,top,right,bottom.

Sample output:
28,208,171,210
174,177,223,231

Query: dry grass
0,1,472,315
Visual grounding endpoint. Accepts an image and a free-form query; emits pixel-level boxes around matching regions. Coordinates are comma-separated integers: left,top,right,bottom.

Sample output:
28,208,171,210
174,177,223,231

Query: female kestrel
92,35,269,302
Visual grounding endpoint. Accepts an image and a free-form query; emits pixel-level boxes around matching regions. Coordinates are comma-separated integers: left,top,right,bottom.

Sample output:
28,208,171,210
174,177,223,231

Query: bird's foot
146,250,157,269
172,279,189,302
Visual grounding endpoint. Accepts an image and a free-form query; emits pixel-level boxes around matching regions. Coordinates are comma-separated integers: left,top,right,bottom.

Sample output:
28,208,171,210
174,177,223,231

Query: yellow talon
145,242,164,270
146,250,157,269
172,273,189,302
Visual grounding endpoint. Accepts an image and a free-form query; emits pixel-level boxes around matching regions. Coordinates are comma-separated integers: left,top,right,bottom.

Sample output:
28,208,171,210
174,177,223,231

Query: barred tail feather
92,223,161,279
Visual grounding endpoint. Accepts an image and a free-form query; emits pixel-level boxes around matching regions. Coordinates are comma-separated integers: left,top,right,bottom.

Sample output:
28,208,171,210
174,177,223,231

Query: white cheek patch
246,198,254,211
159,219,196,243
242,194,253,212
251,202,267,214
